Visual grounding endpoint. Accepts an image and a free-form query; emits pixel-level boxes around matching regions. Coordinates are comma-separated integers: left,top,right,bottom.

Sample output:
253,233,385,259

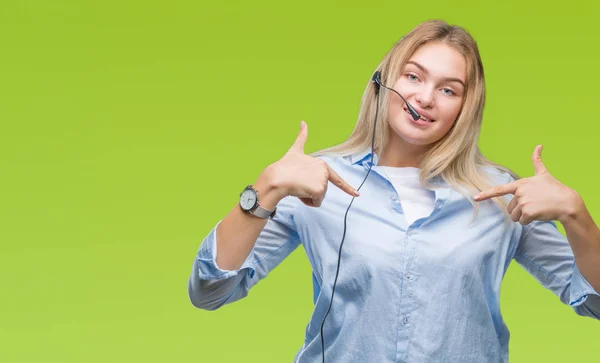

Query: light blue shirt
188,150,600,362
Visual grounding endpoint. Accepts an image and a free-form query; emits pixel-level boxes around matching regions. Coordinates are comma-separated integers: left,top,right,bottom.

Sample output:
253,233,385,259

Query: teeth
405,108,433,122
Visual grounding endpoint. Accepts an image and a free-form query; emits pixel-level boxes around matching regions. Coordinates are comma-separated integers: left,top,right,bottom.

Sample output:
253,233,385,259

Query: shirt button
391,194,397,200
403,317,409,325
405,272,411,280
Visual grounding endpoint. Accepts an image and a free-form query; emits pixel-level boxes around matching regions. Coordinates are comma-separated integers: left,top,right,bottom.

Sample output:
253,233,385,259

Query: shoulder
475,164,520,206
310,148,372,166
479,164,518,186
311,151,356,171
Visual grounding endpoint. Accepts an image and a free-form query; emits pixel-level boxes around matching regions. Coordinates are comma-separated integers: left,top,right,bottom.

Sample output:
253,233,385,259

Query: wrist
558,190,585,225
253,166,287,210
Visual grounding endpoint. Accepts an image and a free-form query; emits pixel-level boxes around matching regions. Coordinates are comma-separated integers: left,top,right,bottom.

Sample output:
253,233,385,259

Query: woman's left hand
474,145,583,225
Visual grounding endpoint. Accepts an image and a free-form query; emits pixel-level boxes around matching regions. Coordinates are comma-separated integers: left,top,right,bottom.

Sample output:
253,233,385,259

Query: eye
406,73,419,82
441,88,455,96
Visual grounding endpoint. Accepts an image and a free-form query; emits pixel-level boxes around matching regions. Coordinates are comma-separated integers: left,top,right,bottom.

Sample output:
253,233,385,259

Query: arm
558,194,600,293
213,172,286,271
475,145,600,317
515,216,600,319
187,163,299,311
187,121,358,310
187,180,300,311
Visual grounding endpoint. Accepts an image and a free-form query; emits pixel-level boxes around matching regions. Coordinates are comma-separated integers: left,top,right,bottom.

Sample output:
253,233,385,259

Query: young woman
187,20,600,362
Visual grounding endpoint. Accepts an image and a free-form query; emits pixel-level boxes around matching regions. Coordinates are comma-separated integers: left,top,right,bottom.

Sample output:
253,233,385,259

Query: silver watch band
250,204,276,219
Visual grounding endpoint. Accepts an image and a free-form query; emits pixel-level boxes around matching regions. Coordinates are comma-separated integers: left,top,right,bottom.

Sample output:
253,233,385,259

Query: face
386,41,467,148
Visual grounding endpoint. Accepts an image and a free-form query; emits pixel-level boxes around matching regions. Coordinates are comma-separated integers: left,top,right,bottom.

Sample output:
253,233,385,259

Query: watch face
240,189,257,210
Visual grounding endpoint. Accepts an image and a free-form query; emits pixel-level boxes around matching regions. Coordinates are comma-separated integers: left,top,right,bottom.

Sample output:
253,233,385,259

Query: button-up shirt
188,150,600,362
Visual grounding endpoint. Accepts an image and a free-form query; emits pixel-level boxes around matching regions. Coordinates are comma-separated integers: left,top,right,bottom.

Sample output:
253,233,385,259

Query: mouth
404,107,435,123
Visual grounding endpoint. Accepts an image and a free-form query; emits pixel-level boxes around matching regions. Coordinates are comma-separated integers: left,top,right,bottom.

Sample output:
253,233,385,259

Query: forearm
559,194,600,292
215,170,285,271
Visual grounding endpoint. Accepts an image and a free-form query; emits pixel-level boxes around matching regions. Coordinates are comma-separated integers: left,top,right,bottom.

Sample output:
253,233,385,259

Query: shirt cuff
568,263,600,306
195,221,256,280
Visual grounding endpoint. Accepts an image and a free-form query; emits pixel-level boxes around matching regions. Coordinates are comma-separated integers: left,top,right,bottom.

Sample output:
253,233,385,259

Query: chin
401,135,437,147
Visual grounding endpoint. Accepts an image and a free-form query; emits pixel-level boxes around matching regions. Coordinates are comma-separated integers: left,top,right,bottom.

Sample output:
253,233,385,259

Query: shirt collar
349,149,448,188
350,149,379,166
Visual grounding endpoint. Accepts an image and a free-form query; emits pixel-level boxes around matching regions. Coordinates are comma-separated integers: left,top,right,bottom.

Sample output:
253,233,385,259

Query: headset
318,71,421,363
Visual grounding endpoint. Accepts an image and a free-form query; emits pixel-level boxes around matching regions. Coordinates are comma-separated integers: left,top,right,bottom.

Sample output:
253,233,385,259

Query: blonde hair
312,19,518,220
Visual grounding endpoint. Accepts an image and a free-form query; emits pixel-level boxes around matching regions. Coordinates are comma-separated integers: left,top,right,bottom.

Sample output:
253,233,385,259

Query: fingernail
473,195,480,201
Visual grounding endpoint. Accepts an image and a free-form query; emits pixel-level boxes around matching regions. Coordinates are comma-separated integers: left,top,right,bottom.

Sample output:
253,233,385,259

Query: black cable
318,84,380,363
378,83,420,121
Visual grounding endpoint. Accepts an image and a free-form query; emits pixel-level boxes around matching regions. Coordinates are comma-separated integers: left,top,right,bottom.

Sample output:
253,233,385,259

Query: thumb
532,144,548,175
289,120,308,153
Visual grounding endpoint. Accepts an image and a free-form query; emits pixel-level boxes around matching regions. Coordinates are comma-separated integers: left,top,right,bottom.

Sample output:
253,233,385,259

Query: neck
378,133,432,168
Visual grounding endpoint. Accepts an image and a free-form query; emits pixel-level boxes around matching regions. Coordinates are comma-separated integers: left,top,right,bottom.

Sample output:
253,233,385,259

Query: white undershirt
379,166,436,225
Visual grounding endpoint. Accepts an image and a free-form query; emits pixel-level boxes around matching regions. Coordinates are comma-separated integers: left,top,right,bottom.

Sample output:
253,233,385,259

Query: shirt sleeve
514,219,600,319
187,195,302,311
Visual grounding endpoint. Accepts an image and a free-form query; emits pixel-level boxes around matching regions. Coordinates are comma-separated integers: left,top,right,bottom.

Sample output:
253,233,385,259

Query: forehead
406,41,467,80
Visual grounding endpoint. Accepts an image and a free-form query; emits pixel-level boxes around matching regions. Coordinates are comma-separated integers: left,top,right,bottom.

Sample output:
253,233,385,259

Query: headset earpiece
372,71,381,94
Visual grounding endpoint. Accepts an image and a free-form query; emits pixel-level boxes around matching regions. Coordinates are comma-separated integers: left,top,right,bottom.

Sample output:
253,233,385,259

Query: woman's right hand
257,121,360,208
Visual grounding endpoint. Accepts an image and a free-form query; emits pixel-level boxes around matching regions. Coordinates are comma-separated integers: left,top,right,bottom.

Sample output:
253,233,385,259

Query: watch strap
250,204,277,219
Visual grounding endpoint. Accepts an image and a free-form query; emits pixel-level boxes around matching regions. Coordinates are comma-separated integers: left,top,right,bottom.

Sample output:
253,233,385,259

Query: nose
415,87,435,108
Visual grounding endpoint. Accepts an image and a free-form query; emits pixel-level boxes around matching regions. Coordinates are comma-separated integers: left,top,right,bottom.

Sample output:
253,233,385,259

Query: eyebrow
406,61,466,88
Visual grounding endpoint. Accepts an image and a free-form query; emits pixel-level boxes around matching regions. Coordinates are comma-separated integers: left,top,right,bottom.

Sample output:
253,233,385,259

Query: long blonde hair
312,20,518,219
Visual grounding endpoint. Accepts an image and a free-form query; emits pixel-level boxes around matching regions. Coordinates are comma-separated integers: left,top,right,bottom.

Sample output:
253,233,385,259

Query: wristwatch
239,185,277,219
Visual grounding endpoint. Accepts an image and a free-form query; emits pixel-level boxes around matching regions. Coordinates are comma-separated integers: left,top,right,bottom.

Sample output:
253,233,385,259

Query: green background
1,0,598,362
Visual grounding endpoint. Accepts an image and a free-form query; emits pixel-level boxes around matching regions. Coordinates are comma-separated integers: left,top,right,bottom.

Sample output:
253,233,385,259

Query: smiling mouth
404,107,434,122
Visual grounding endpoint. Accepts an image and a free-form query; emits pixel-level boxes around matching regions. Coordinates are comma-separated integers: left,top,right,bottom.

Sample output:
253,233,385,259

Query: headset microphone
318,71,420,363
372,71,421,121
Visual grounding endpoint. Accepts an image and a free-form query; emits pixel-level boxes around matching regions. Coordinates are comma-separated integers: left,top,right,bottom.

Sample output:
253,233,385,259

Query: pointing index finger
327,165,360,197
474,181,520,201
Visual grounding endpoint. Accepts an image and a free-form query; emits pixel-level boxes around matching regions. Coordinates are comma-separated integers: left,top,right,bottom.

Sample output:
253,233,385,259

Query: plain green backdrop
1,0,598,362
